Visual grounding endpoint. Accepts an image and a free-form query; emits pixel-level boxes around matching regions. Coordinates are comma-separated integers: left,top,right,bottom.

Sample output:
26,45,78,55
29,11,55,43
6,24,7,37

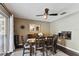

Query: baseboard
57,44,79,56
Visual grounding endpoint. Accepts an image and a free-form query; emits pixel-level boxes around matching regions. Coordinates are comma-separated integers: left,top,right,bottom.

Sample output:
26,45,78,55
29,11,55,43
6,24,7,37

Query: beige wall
14,18,50,36
50,11,79,52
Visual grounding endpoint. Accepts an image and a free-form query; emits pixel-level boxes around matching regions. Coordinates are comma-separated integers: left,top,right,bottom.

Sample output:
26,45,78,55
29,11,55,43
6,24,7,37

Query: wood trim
0,3,12,15
57,45,79,56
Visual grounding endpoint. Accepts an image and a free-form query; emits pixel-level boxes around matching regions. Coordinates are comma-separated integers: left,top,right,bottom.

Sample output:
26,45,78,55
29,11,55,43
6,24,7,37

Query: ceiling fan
36,8,66,19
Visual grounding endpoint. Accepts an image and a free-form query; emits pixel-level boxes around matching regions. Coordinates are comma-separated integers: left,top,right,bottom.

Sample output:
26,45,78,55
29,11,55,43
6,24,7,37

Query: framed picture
35,25,40,31
20,25,25,29
62,31,71,39
29,24,40,32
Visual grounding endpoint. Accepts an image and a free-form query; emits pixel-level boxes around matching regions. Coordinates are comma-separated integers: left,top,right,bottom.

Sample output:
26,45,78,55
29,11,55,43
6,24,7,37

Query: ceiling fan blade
36,15,43,16
48,13,58,16
60,12,66,15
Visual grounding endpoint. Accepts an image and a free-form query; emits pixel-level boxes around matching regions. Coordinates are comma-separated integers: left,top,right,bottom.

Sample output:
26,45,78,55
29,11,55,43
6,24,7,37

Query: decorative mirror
20,25,25,29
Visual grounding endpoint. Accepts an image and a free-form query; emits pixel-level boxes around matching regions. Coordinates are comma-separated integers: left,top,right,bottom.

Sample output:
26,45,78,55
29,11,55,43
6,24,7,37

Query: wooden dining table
26,36,53,56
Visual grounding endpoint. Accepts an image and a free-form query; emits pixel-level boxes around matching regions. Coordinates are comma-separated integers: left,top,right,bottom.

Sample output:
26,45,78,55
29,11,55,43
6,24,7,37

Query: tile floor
11,48,68,56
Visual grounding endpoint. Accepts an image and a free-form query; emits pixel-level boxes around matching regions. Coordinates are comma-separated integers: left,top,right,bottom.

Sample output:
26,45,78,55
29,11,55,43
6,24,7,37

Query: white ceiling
5,3,79,22
0,14,3,17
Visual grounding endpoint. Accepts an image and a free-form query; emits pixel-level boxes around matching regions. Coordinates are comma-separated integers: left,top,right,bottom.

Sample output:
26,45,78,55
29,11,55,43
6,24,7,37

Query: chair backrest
21,35,29,46
35,36,45,48
46,36,53,46
53,35,58,46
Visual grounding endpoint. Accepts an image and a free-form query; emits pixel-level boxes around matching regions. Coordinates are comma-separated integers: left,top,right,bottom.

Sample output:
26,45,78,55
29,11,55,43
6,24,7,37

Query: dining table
26,36,53,56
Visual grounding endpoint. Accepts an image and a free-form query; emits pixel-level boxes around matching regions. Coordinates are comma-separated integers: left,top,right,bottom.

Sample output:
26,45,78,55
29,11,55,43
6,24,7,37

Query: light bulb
43,14,48,19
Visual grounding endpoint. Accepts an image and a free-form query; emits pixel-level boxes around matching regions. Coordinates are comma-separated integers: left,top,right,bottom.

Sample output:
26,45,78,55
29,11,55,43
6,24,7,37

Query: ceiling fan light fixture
36,8,58,20
43,15,47,19
43,13,48,19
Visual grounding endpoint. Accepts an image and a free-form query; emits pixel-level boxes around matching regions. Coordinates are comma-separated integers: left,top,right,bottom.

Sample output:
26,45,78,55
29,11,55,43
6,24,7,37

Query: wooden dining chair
35,36,45,56
22,35,34,56
53,35,58,54
45,36,54,56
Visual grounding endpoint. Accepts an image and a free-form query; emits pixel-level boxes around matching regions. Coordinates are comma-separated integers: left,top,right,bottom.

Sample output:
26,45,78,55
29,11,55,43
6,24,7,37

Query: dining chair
22,35,34,56
35,36,45,56
45,36,54,56
53,35,58,54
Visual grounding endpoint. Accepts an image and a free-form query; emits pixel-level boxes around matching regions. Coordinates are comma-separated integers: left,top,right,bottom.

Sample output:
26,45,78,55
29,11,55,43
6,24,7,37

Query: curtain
9,14,15,52
0,4,13,55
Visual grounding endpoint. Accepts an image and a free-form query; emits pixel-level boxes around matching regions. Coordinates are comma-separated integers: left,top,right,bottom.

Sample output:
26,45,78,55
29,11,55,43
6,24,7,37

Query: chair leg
32,48,34,55
43,50,44,56
35,52,37,56
30,48,32,56
50,48,53,55
32,47,34,56
52,47,54,55
41,48,45,56
23,48,25,56
35,49,37,56
46,48,48,56
54,47,57,54
53,45,57,54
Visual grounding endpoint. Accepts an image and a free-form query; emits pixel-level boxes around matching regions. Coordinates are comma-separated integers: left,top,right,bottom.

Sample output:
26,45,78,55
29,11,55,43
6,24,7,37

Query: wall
50,11,79,52
14,18,50,36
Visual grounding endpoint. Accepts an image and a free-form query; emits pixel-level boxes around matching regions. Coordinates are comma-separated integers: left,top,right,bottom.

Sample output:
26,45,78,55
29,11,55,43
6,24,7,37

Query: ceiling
5,3,79,22
0,14,3,17
0,14,4,18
